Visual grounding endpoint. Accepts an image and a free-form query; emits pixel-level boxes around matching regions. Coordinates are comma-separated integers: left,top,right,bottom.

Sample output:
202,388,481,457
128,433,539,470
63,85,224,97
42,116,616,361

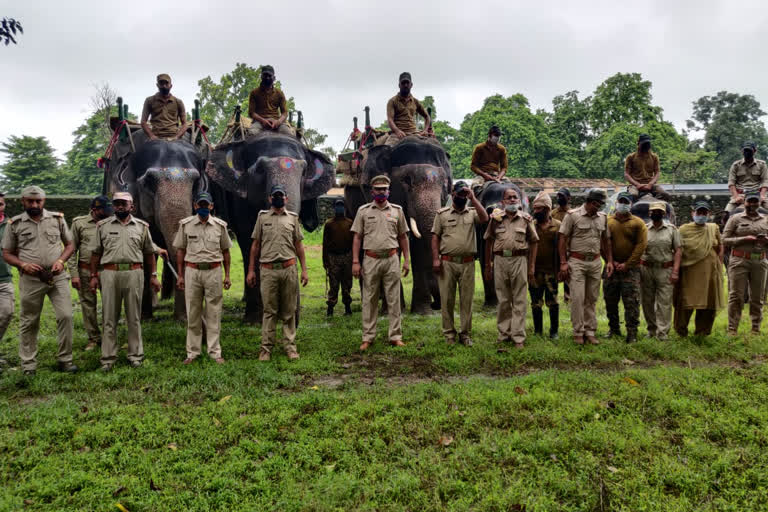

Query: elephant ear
206,140,249,198
302,148,335,200
438,146,453,202
361,145,391,185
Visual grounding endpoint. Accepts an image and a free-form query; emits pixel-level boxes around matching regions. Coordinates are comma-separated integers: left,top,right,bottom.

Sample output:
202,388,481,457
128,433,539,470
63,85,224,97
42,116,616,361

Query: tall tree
0,136,61,193
587,73,661,136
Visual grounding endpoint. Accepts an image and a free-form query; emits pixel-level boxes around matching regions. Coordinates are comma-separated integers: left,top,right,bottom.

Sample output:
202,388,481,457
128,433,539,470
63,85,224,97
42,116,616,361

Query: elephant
343,135,452,314
105,134,206,321
205,131,335,323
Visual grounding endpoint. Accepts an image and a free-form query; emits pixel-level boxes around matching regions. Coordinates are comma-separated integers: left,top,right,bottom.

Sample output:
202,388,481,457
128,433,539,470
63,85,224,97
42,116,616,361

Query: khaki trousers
438,260,475,341
77,268,101,342
568,257,603,336
0,281,14,342
727,256,768,332
260,266,299,354
248,122,295,137
493,255,528,344
640,266,674,338
100,269,144,366
361,254,402,343
18,274,73,371
184,266,224,359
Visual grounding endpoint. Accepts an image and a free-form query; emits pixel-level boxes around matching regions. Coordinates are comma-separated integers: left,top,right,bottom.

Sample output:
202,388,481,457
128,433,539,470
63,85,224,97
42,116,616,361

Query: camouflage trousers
603,267,641,333
326,251,352,307
528,272,558,309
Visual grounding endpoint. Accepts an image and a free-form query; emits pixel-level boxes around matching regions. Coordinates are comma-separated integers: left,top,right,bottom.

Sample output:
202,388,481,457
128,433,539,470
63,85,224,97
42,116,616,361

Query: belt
641,260,674,268
493,249,528,257
569,252,600,261
260,258,296,269
102,263,143,271
440,254,474,263
78,262,103,271
185,262,221,270
731,249,767,260
365,249,397,259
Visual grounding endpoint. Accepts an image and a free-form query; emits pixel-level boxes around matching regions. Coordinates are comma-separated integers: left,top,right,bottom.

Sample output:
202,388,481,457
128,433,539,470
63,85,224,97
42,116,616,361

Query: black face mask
25,207,42,217
271,196,285,208
640,142,651,151
452,196,468,209
744,149,754,159
158,87,170,95
334,206,345,217
262,77,274,87
533,211,548,223
115,210,130,220
650,213,664,222
557,196,568,207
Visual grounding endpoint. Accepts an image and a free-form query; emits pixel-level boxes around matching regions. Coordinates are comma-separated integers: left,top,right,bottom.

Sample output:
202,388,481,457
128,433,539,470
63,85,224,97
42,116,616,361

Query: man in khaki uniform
470,125,508,185
551,188,571,222
483,187,538,348
431,182,489,346
247,65,293,136
726,142,768,212
1,186,77,375
624,134,671,201
174,192,232,364
351,175,411,351
558,188,614,345
89,192,161,371
141,73,188,141
246,185,309,361
722,190,768,335
385,72,432,145
68,195,113,351
640,202,682,340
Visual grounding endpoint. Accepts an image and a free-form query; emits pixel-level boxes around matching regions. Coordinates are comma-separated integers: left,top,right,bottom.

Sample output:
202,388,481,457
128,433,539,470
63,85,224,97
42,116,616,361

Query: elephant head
206,132,334,231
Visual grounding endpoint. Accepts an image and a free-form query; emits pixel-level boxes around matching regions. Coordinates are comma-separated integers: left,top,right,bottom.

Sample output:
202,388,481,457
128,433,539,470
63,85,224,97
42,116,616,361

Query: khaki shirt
351,202,409,251
551,207,569,222
484,213,539,252
625,151,660,184
173,215,232,263
251,209,303,263
141,93,186,138
470,142,508,176
727,159,768,190
535,218,561,273
431,206,480,256
559,205,609,254
2,209,72,269
68,214,98,276
386,94,428,135
722,211,768,253
91,215,155,264
248,86,287,121
643,222,681,263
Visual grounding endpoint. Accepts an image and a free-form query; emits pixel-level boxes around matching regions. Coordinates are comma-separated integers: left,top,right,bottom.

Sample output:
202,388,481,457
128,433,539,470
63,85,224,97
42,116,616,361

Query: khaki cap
21,185,45,198
157,73,171,83
649,202,666,212
113,191,133,202
370,175,391,187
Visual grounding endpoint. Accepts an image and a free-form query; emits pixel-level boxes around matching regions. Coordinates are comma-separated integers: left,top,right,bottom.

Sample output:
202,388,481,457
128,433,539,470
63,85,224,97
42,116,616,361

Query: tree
0,136,61,193
302,127,336,161
686,91,768,175
546,90,590,149
664,149,720,184
1,18,22,46
587,73,661,136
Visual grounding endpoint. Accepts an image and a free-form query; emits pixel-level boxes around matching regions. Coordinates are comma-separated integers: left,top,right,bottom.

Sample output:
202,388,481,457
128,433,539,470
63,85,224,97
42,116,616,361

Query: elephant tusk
409,218,422,239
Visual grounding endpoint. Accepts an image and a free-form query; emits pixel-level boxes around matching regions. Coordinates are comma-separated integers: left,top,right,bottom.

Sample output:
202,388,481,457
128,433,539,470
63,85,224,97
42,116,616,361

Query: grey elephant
206,131,335,323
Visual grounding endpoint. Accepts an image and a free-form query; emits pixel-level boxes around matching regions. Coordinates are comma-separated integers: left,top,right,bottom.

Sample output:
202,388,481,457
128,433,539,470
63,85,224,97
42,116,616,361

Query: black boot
625,330,637,343
344,303,352,316
326,304,334,317
549,305,559,339
532,308,543,335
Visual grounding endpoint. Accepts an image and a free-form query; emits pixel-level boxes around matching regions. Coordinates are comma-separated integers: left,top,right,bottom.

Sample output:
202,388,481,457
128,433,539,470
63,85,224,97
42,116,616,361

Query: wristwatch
151,272,158,276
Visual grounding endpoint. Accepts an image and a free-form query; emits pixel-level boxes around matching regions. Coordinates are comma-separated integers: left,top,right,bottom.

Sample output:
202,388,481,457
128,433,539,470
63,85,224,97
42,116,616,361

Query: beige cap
21,185,46,198
370,175,391,187
649,202,666,212
532,191,552,209
157,73,171,83
113,191,133,202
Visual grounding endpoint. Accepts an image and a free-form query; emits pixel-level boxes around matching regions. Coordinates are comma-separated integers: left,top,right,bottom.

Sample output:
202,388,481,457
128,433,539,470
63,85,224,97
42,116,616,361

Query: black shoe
326,305,334,317
100,364,112,373
549,331,559,340
57,362,79,373
532,308,543,335
603,329,622,339
625,331,638,343
344,304,352,316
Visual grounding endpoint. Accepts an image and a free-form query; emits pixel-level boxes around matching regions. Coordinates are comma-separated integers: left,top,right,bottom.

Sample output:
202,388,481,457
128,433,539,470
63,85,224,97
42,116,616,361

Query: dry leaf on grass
112,486,126,497
150,479,162,491
439,435,454,447
607,465,619,473
213,417,221,426
218,395,232,404
622,377,640,386
115,504,130,512
167,443,177,451
514,386,527,395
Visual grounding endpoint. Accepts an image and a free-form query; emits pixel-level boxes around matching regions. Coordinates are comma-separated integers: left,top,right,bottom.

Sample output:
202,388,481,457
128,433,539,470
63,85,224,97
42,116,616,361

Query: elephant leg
239,236,263,324
174,287,187,322
483,272,498,307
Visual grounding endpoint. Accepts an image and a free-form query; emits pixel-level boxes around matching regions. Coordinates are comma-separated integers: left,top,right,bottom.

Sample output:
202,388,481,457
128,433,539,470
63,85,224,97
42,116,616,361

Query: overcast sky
2,0,768,164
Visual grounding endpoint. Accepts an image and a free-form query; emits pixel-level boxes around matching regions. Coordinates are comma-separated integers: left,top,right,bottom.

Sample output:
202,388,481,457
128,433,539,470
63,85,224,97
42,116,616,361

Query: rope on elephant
192,119,212,148
97,119,134,169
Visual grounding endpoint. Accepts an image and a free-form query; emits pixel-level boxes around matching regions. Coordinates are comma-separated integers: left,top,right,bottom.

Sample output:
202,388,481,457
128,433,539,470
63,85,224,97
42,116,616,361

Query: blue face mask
615,202,631,214
334,205,345,216
693,215,708,225
197,207,210,218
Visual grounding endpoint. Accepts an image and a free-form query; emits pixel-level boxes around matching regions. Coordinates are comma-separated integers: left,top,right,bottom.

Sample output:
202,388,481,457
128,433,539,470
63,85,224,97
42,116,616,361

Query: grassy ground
1,232,767,511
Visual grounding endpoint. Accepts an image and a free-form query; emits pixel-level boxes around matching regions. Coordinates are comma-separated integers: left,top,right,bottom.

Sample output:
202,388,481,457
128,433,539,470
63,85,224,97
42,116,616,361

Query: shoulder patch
211,216,228,227
287,210,299,217
437,206,451,213
567,207,580,214
96,217,112,227
72,215,89,222
134,218,149,226
51,212,64,218
179,216,196,225
390,204,403,210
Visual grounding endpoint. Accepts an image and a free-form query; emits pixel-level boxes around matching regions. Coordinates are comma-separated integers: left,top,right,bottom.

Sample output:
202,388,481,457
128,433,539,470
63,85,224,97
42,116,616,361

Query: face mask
452,196,468,209
334,205,345,216
115,210,130,220
159,87,170,95
271,196,285,208
746,203,759,213
744,149,754,159
640,142,651,151
650,213,664,222
557,196,568,206
533,211,548,223
197,207,210,218
262,77,274,87
693,215,708,225
25,207,42,217
489,136,500,144
615,202,631,214
373,192,389,203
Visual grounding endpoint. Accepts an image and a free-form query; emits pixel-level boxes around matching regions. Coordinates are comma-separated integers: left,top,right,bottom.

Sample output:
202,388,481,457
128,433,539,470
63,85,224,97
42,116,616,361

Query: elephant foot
411,303,434,316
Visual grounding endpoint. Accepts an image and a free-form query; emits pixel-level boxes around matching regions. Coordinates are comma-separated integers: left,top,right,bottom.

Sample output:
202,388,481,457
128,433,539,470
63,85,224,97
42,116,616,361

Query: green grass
1,242,767,511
